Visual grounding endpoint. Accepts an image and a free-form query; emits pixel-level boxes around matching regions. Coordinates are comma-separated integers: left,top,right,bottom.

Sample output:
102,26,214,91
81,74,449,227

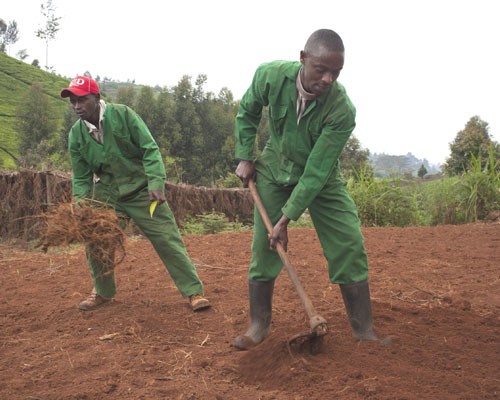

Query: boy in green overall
233,29,381,349
60,76,209,312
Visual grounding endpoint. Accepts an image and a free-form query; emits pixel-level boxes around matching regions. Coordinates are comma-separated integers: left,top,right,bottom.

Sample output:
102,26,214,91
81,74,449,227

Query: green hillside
0,52,69,169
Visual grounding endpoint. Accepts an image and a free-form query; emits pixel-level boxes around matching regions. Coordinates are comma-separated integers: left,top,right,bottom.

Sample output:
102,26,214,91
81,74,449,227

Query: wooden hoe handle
248,179,325,328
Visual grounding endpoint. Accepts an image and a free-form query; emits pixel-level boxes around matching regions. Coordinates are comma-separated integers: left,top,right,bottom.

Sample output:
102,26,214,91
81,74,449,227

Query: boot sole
191,299,210,311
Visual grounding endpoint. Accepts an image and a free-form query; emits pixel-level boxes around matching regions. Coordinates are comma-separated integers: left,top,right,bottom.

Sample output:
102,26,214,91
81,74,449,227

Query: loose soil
1,223,499,399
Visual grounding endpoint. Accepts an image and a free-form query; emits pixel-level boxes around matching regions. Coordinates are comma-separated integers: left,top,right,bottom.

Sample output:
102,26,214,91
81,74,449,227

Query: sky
3,0,499,165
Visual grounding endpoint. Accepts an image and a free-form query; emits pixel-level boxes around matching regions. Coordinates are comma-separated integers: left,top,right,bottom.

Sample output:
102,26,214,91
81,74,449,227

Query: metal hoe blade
288,317,328,355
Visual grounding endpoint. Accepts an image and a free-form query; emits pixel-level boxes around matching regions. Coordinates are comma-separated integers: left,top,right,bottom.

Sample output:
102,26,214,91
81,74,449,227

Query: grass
182,162,499,234
0,52,69,169
180,212,251,235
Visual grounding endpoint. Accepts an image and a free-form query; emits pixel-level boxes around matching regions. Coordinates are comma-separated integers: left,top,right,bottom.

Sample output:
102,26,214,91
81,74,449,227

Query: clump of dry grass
37,200,126,272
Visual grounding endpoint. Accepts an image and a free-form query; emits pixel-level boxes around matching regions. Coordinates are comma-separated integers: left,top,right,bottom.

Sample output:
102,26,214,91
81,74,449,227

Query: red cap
60,76,100,98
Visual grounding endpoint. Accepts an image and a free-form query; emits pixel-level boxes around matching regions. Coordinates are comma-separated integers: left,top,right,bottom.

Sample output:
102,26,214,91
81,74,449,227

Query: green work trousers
86,183,204,299
249,173,369,284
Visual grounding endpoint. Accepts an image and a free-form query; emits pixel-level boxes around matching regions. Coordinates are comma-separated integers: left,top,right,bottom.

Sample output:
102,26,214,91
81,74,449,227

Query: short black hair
304,29,344,54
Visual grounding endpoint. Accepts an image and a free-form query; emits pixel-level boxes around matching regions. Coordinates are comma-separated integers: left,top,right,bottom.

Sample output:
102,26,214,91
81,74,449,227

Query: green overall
88,183,204,299
235,61,368,284
68,102,203,299
249,171,368,284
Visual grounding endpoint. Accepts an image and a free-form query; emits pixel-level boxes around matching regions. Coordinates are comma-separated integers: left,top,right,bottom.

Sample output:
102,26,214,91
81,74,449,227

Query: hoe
248,179,328,354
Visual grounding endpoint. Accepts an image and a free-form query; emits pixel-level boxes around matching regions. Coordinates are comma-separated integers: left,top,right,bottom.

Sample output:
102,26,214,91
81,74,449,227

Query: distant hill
0,52,69,168
370,152,442,177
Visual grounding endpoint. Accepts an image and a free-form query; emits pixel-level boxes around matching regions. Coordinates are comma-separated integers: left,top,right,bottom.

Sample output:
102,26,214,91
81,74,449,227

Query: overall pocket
269,105,287,135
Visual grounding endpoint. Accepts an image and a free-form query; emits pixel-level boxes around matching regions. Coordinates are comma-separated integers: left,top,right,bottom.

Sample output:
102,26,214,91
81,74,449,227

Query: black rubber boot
233,279,274,350
340,279,378,341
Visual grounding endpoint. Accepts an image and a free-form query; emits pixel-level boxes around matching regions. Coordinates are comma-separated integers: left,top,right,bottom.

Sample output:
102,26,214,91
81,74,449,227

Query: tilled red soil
1,223,499,399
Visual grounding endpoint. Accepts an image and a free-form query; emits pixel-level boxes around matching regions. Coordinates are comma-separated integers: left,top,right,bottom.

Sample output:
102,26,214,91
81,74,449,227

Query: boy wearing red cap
61,76,210,312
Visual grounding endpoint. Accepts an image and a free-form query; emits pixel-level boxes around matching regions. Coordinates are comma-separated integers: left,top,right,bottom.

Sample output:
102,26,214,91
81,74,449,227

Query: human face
69,94,100,123
300,48,344,96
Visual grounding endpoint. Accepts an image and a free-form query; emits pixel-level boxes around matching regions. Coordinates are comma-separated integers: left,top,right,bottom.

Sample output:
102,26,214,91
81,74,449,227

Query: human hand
149,190,166,205
235,160,255,188
269,215,290,251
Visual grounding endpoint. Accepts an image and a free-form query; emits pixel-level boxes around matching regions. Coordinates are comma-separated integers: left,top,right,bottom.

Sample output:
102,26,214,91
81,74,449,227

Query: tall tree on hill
0,19,5,52
35,0,60,70
339,135,372,179
171,75,204,183
154,88,180,153
54,104,79,168
0,19,19,54
215,87,239,181
444,116,499,175
17,49,29,61
134,86,157,136
195,86,238,185
115,85,136,108
15,83,57,167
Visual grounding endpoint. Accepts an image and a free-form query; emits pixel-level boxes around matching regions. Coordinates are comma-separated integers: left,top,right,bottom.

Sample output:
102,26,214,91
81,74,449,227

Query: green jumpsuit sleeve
124,107,166,193
68,124,93,201
235,66,270,161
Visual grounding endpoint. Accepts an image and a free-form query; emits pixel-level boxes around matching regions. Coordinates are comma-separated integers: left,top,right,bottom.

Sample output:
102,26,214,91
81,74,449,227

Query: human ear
300,50,306,64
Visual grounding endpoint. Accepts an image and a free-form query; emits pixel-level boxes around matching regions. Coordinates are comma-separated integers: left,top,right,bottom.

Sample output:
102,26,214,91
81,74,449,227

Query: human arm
234,64,270,173
124,107,167,195
68,126,93,201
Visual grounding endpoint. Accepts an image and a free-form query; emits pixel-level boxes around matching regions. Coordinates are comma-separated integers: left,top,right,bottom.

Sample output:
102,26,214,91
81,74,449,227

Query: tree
171,75,204,183
48,103,78,170
370,152,424,178
195,87,238,185
15,83,55,155
154,88,180,154
444,116,499,176
417,163,428,179
339,135,372,179
0,19,19,54
134,86,157,135
17,49,29,61
115,86,136,108
35,0,61,70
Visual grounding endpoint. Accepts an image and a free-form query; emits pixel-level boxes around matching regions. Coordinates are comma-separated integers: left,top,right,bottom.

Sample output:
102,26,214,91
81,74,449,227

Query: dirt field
1,223,499,400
